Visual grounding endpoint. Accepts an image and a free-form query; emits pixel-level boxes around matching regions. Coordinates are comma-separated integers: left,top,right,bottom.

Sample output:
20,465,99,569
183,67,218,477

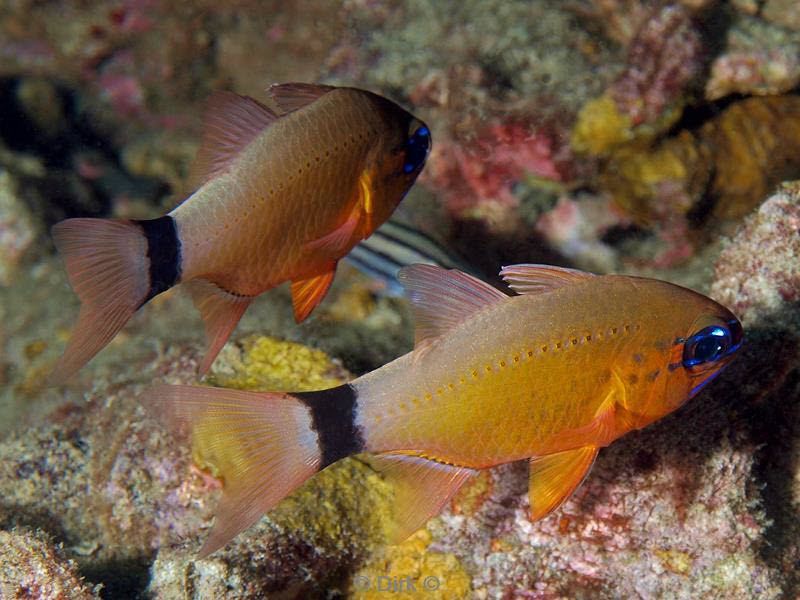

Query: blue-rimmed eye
683,325,731,368
402,126,430,174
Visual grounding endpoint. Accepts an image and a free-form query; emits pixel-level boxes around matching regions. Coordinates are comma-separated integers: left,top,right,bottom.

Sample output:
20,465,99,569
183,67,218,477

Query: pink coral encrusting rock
425,121,568,232
0,528,101,599
710,182,800,325
705,15,800,101
609,3,703,128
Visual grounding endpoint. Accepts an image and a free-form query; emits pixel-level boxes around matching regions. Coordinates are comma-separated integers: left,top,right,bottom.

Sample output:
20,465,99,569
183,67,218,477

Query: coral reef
0,528,102,599
207,334,349,392
572,4,703,155
425,121,569,232
0,170,37,285
710,182,800,329
1,0,799,597
532,193,625,273
599,96,800,226
351,529,472,599
0,332,389,597
761,0,800,31
331,0,617,234
592,95,800,265
0,2,342,144
706,15,800,101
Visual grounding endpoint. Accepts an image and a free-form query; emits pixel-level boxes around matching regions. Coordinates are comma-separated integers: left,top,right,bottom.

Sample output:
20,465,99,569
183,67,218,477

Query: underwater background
0,0,799,598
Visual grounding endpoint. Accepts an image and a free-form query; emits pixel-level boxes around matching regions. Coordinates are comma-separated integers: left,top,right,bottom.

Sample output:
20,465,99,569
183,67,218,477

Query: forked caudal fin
142,383,366,557
48,217,181,385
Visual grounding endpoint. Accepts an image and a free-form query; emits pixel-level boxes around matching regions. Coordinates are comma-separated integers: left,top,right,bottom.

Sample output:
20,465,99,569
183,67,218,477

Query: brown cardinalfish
143,264,742,557
48,83,431,384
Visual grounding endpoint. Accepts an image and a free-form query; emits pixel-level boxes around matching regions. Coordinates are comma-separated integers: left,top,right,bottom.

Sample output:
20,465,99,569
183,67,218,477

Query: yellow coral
655,548,693,575
594,96,800,227
598,130,709,224
351,529,472,599
571,93,635,155
208,334,346,392
268,456,393,554
572,92,685,157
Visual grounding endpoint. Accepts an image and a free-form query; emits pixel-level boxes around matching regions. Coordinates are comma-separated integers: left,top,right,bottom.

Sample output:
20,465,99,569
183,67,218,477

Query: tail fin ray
48,219,150,384
142,384,321,557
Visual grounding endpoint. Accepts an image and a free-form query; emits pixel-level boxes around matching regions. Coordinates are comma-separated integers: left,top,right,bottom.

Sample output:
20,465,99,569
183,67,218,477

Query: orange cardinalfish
48,83,431,384
143,264,742,557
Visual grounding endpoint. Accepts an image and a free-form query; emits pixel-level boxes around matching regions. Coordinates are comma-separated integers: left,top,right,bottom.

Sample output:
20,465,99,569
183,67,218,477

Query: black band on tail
135,216,181,306
296,385,366,469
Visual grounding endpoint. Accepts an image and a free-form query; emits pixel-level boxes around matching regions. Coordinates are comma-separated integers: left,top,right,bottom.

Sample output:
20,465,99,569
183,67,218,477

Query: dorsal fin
188,92,278,190
398,265,507,356
500,264,594,295
267,82,336,115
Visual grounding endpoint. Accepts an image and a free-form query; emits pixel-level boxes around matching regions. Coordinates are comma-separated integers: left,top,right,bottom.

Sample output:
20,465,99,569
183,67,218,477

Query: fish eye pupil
683,325,731,368
402,126,431,174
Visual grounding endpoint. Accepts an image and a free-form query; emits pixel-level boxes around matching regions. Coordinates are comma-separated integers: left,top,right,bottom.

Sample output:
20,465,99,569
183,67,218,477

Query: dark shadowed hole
80,555,153,600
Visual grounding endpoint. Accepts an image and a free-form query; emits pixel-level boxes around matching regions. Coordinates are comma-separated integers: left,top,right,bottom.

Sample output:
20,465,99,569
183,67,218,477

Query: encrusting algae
572,95,800,264
351,529,472,599
207,334,348,392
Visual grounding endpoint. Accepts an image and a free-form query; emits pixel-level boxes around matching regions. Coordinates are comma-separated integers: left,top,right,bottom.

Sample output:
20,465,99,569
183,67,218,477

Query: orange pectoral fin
303,209,361,258
290,269,336,322
303,171,375,258
370,454,477,544
528,446,598,521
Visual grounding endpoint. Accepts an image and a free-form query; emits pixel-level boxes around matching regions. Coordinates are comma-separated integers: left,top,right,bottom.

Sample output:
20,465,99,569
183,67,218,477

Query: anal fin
370,454,476,544
186,280,252,375
290,269,335,322
529,446,598,521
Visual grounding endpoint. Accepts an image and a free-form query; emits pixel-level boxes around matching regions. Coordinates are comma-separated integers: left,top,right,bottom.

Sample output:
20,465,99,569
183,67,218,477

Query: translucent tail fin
48,218,151,385
142,384,322,557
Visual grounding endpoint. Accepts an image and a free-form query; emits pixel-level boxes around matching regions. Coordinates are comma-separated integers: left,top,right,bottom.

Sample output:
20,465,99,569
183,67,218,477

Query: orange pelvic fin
141,384,321,557
528,446,598,521
188,92,278,190
48,218,150,385
370,454,476,544
290,269,336,322
499,264,594,295
397,264,507,358
186,280,252,375
267,82,335,115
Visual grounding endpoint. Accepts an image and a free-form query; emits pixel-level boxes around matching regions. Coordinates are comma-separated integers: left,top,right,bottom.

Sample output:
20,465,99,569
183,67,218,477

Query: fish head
676,308,743,399
367,112,431,227
620,279,743,423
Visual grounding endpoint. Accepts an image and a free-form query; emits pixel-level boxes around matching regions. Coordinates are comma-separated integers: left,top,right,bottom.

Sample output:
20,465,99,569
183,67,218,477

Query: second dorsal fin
500,264,594,296
398,265,507,354
188,92,278,190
